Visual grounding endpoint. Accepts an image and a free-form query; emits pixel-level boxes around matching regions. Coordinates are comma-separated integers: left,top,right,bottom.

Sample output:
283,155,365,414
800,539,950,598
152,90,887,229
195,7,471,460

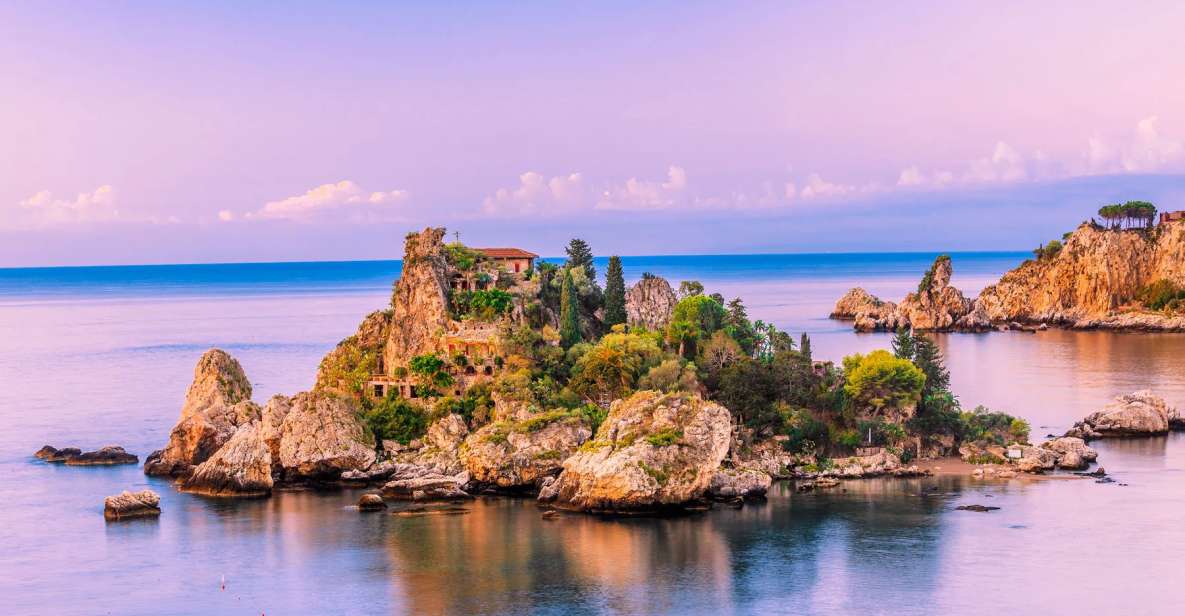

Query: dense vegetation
1136,279,1185,313
1098,200,1157,229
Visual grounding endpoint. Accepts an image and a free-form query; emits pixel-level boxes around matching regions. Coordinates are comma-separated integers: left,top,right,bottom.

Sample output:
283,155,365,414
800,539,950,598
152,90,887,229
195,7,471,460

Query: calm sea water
2,252,1183,615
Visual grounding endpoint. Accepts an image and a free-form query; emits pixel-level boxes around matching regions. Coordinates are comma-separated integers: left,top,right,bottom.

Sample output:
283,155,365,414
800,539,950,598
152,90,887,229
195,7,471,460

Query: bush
842,350,925,413
780,405,829,454
959,405,1028,445
645,428,683,447
1033,239,1063,261
364,394,428,445
1136,279,1185,311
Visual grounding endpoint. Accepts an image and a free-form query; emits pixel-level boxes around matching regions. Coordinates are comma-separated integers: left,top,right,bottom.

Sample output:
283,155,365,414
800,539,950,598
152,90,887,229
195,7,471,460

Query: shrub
1033,239,1063,261
645,428,683,447
1136,279,1185,311
842,350,925,413
364,394,428,445
959,405,1028,445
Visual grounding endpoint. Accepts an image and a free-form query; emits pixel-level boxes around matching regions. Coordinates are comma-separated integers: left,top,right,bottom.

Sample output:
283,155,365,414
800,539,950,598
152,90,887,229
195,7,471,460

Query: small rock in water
955,504,1000,512
541,510,560,520
357,493,386,511
104,489,161,521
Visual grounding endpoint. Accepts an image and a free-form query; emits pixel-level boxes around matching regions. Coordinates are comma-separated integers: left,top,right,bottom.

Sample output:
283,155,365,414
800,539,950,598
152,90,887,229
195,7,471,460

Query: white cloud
481,171,586,215
1084,115,1184,173
217,209,235,222
964,141,1027,183
9,185,119,228
247,180,410,222
596,165,688,210
798,173,860,200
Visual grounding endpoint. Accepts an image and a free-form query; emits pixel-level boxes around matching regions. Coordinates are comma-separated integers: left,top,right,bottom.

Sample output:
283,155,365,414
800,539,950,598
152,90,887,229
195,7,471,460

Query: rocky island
833,203,1185,332
140,226,1120,515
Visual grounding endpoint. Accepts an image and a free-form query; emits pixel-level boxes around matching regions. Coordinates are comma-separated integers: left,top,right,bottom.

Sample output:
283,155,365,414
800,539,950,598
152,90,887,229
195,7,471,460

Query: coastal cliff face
383,228,453,370
832,221,1185,332
975,222,1185,327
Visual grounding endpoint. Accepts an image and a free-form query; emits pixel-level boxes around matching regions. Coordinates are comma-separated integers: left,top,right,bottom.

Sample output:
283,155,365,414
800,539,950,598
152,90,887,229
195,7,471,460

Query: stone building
1160,210,1185,225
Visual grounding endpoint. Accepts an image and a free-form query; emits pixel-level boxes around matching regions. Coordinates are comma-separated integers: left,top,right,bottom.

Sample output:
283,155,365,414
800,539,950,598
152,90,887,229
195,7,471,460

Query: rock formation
541,391,731,513
830,256,973,332
383,228,453,369
181,424,274,497
625,276,678,330
104,489,161,521
1038,437,1098,470
403,413,470,474
145,349,258,477
381,465,471,501
276,391,376,480
315,310,392,395
707,467,772,500
974,222,1185,329
1065,391,1180,439
460,411,591,491
36,445,137,465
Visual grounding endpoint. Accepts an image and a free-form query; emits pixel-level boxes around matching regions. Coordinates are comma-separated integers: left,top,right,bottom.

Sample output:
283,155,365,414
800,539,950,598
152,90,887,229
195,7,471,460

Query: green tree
891,327,915,360
678,280,705,298
559,268,582,348
799,332,813,362
568,331,663,406
724,297,757,355
364,394,428,444
603,256,627,327
408,353,454,397
667,294,725,358
842,350,925,415
565,238,596,280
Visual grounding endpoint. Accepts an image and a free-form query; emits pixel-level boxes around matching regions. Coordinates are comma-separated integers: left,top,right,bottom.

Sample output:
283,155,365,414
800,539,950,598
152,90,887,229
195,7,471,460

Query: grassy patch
645,428,683,447
638,461,669,485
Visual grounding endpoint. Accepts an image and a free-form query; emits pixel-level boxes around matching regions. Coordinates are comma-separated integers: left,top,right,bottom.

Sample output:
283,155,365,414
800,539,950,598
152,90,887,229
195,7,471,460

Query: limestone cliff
383,228,453,370
830,256,972,332
625,275,677,330
973,221,1185,329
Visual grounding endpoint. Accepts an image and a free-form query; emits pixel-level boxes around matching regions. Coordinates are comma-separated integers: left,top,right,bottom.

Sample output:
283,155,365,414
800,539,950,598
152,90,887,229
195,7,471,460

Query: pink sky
3,1,1185,266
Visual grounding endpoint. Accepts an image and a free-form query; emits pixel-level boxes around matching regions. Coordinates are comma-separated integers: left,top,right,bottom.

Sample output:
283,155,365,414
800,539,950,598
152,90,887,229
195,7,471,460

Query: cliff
830,256,973,332
384,228,454,369
973,221,1185,329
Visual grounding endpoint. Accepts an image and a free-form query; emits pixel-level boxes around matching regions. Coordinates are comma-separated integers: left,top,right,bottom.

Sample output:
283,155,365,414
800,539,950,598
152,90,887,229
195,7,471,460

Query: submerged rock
144,349,258,477
181,424,273,497
542,391,731,513
1065,391,1178,440
955,504,1000,512
357,493,387,511
104,489,161,521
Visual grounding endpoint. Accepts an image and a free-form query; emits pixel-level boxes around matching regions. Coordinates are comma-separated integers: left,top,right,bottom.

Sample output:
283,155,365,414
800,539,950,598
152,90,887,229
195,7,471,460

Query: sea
1,252,1183,615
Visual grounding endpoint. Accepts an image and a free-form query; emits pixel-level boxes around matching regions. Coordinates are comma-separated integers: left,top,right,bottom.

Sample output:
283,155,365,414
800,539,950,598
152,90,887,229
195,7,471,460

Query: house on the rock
448,247,538,291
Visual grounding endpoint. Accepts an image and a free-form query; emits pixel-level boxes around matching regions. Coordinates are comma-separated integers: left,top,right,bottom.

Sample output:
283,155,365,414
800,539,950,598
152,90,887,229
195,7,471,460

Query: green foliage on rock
364,393,429,445
446,242,481,271
409,353,454,397
1032,239,1063,261
433,381,494,427
569,330,664,406
1136,279,1185,312
958,405,1030,445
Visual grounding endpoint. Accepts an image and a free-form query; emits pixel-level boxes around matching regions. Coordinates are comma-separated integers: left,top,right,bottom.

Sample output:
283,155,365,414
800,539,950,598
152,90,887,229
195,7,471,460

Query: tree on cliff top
565,238,596,281
603,256,626,328
559,268,582,348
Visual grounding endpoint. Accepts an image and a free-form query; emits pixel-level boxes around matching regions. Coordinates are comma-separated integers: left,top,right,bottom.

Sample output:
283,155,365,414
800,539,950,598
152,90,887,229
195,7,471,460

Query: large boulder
1039,437,1098,470
460,410,591,491
1065,391,1178,440
276,391,376,480
830,288,903,332
381,464,471,501
145,349,258,477
403,413,469,474
104,489,161,521
181,424,273,497
625,276,678,330
1010,445,1058,473
541,391,731,513
707,467,772,500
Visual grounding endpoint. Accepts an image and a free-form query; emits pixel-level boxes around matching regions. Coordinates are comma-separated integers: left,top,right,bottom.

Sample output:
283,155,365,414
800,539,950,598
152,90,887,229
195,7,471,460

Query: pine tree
565,238,596,281
912,334,950,396
799,332,812,362
724,297,756,355
603,256,627,328
891,327,915,360
559,268,581,348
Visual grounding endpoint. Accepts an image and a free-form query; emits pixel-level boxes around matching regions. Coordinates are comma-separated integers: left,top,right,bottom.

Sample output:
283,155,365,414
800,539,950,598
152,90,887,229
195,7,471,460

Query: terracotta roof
474,248,539,259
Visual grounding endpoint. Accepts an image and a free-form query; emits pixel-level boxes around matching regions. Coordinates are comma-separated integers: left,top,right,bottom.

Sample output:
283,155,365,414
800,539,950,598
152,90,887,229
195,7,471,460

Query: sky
3,0,1185,266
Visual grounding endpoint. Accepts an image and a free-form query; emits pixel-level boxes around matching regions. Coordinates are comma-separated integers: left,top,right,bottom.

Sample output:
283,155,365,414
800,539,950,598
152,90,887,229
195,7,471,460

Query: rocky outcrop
830,257,972,332
404,414,469,475
896,256,974,330
145,349,258,477
36,445,137,465
625,276,678,330
1065,391,1179,439
460,411,591,491
707,468,772,500
381,465,471,501
810,451,928,478
315,310,391,395
972,222,1185,329
541,391,731,513
276,391,376,481
181,424,273,497
104,489,161,521
733,439,799,479
1039,437,1098,470
383,228,453,370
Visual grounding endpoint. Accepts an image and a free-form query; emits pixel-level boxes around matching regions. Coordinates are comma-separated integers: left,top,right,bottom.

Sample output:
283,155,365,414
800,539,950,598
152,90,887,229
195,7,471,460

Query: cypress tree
559,268,581,348
891,327,915,360
603,255,627,327
799,332,812,362
565,238,596,281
